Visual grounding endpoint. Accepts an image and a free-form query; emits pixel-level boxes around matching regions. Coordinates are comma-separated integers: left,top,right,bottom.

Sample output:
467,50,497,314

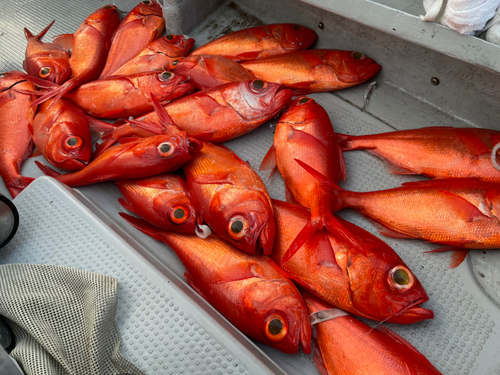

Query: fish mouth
388,297,434,324
186,137,203,153
366,62,382,77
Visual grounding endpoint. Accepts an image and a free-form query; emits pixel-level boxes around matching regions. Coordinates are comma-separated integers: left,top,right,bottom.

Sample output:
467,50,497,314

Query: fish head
145,71,194,102
154,35,195,57
24,56,72,85
245,277,311,354
137,133,203,165
273,24,318,51
280,96,321,123
344,244,433,324
133,0,163,17
326,50,382,85
163,58,184,71
93,4,120,21
222,80,293,121
210,187,276,254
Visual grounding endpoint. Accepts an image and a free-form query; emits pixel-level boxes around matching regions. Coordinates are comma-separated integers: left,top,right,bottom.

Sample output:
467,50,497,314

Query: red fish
110,34,195,77
35,133,203,187
99,1,165,78
184,142,276,255
190,23,317,61
116,174,198,234
165,55,254,90
32,98,92,170
29,5,121,107
23,21,72,84
272,200,433,324
301,162,500,267
338,126,500,182
136,80,293,143
241,49,382,94
302,291,442,375
260,96,354,264
120,213,312,355
0,71,37,198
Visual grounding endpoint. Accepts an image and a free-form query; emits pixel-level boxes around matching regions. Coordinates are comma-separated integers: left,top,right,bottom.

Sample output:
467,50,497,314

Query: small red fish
23,21,72,84
120,213,312,355
338,126,500,182
302,291,442,375
29,5,121,107
184,142,276,255
0,71,36,198
35,133,203,187
110,34,195,77
190,23,317,61
165,55,254,90
116,174,198,234
241,49,382,94
272,200,433,324
32,98,92,170
99,0,165,78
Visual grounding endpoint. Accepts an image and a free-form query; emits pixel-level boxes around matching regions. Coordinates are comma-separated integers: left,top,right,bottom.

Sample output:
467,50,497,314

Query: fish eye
103,5,114,9
172,59,179,66
388,265,415,291
251,80,266,91
264,314,288,342
227,216,248,240
170,206,187,224
166,34,174,40
158,142,174,157
39,67,52,78
159,71,173,81
142,1,151,4
293,24,302,30
0,72,7,78
298,97,311,104
65,136,83,150
351,51,365,60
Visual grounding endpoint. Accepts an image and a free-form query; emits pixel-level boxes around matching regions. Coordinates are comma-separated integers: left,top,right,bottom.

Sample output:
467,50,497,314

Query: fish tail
35,161,62,178
30,79,77,108
6,176,35,198
336,133,356,151
119,212,162,241
324,213,365,253
85,115,116,134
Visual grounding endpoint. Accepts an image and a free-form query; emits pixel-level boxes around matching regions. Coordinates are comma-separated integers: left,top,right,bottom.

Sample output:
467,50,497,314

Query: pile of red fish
2,1,500,373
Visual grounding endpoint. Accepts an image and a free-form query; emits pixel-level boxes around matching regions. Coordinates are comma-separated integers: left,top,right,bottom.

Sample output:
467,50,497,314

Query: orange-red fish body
30,5,121,107
99,1,165,78
165,55,254,90
137,80,293,143
32,98,92,170
339,126,500,182
241,49,382,94
272,200,433,324
327,179,500,249
35,133,203,187
65,71,193,119
0,71,37,198
184,142,276,255
116,174,198,234
302,291,442,375
190,23,317,61
23,21,72,84
110,35,195,76
120,214,311,355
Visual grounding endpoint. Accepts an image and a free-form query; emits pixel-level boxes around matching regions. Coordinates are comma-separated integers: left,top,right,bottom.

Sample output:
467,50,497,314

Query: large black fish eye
174,208,185,219
160,143,171,153
352,51,364,60
230,220,244,234
298,97,310,104
103,5,114,9
268,319,283,335
160,71,172,81
293,24,302,30
252,80,264,90
142,1,151,4
393,269,409,285
67,137,78,147
166,34,174,40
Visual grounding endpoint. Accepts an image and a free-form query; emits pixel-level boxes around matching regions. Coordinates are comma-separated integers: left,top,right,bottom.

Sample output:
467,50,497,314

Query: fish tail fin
294,158,345,211
324,213,365,253
336,133,355,151
119,212,162,241
85,115,116,134
280,220,317,267
35,161,61,178
92,139,115,160
425,246,469,269
6,176,35,198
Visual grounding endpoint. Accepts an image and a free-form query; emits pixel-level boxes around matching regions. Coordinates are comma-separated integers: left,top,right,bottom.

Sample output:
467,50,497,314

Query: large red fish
116,174,199,234
302,291,442,375
241,49,382,94
136,80,293,143
35,133,203,187
29,5,120,107
301,162,500,267
32,98,92,170
190,23,317,61
110,34,195,77
272,200,433,324
0,71,36,198
184,142,276,255
99,0,165,78
165,55,254,90
120,213,312,355
338,126,500,182
23,21,72,84
260,96,356,264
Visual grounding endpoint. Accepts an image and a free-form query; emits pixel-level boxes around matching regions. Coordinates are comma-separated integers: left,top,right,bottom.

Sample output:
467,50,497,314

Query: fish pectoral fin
52,33,74,50
209,263,261,285
184,272,209,299
371,220,415,239
119,212,163,241
367,150,417,175
425,246,470,269
118,198,133,212
192,172,236,185
29,148,42,158
118,137,140,144
234,51,262,60
259,144,276,177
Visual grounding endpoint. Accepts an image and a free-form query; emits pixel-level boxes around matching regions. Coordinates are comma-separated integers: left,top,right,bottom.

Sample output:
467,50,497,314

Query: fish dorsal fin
52,33,74,51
